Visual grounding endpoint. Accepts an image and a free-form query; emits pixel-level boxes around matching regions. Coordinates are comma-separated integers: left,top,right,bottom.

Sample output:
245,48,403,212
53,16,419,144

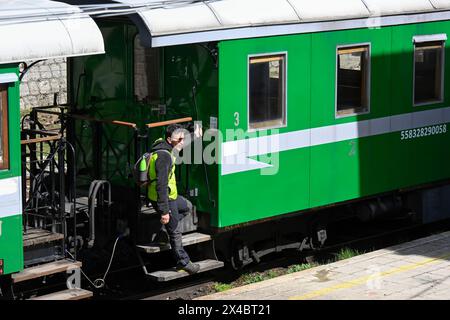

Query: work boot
178,261,200,274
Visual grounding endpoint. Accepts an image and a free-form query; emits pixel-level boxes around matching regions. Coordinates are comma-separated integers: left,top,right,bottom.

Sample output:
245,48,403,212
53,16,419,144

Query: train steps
148,259,225,282
136,232,212,253
12,259,80,284
136,231,225,282
11,259,93,300
29,289,93,300
23,228,65,267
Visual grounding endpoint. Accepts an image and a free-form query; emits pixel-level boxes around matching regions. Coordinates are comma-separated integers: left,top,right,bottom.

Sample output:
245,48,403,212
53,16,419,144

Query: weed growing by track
335,248,364,261
211,263,316,293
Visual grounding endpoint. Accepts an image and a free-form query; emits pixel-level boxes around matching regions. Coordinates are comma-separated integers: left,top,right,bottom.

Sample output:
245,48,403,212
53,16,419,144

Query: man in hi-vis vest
148,124,200,274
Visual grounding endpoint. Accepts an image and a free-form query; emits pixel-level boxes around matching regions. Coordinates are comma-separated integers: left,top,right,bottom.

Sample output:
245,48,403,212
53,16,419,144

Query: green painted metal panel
217,21,450,228
309,27,394,208
310,27,392,127
389,21,450,188
0,65,23,275
0,215,23,275
310,22,450,208
0,65,21,180
391,21,450,116
310,134,393,207
218,35,311,227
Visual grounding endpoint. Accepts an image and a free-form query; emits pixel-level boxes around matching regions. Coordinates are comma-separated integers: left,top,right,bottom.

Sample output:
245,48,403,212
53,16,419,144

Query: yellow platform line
289,252,450,300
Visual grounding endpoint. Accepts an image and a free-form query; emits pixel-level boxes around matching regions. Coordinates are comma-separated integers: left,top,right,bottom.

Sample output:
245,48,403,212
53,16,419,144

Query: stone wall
19,58,67,111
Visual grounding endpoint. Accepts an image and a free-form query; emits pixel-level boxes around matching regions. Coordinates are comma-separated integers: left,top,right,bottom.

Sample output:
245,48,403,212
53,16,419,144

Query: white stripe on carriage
221,106,450,175
0,176,22,218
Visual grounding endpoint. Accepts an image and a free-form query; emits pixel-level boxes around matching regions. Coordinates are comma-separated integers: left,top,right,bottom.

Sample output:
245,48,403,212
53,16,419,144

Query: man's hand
194,122,203,139
160,213,170,225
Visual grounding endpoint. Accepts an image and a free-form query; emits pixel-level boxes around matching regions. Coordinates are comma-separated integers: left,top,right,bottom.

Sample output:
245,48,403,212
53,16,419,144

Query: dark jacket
151,138,174,215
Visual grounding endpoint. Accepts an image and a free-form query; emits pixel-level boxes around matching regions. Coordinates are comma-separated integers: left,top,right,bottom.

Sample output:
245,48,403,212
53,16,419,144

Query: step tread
140,204,157,215
137,232,211,254
148,259,224,282
29,289,93,300
12,259,82,283
23,228,64,247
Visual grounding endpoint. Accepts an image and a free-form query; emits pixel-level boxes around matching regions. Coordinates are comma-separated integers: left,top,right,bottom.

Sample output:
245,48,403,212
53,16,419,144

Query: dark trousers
152,195,192,267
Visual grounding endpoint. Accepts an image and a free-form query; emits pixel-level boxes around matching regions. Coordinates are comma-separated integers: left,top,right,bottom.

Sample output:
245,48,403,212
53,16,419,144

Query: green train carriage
67,0,450,228
0,0,105,282
4,0,450,294
60,0,450,269
0,66,22,276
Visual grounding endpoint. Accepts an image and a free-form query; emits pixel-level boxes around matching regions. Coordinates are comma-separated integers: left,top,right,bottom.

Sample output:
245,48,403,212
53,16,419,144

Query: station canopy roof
0,0,105,64
65,0,450,47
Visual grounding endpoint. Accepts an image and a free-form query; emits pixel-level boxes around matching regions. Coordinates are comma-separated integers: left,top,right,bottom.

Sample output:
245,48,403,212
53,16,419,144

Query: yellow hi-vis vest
148,149,178,202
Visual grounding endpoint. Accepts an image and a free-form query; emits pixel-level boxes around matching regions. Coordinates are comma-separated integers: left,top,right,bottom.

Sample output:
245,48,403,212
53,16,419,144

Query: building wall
19,58,67,111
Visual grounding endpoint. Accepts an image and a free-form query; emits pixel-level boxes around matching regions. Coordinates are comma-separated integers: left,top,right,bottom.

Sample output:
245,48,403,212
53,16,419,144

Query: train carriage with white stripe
3,0,450,298
0,0,104,298
62,0,450,271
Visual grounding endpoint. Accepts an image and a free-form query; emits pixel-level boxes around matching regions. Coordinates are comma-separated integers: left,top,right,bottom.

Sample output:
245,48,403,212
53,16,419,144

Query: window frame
247,51,288,132
0,84,9,171
335,43,371,119
412,37,446,107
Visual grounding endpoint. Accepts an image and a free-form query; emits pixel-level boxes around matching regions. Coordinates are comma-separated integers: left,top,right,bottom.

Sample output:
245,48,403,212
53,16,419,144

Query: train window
134,34,160,103
0,85,9,170
336,45,370,117
249,54,286,130
413,41,445,106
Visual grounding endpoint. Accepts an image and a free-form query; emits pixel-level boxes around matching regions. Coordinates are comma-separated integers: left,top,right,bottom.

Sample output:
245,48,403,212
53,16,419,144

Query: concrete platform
197,231,450,300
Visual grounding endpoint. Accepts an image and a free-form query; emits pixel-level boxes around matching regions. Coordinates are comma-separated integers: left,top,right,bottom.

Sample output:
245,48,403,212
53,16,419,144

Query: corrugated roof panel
363,0,435,16
0,0,81,20
114,0,155,4
289,0,370,21
138,2,221,36
60,18,107,55
0,20,74,63
0,0,104,64
64,0,450,47
430,0,450,9
208,0,299,26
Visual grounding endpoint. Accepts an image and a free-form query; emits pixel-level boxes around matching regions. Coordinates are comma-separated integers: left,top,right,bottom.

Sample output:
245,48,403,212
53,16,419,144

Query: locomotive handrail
146,117,192,128
69,114,137,129
21,135,62,145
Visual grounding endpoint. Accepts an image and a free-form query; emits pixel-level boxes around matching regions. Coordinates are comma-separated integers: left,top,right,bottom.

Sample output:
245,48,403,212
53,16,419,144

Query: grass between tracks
212,247,365,293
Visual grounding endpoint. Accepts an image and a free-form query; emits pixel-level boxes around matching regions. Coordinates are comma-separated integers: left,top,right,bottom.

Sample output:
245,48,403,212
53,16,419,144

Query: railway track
11,216,450,300
115,216,450,300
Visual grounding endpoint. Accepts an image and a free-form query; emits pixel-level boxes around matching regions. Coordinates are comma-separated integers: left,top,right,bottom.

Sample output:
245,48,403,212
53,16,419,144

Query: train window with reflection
336,45,370,117
249,54,286,130
0,85,9,170
414,41,445,106
134,34,160,103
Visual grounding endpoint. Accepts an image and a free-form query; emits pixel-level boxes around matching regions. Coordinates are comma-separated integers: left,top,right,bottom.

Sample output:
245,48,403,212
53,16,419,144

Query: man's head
166,124,185,151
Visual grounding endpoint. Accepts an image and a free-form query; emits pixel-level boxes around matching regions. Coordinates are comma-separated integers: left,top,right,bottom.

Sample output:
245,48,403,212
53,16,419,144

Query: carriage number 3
401,124,447,140
234,112,239,126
